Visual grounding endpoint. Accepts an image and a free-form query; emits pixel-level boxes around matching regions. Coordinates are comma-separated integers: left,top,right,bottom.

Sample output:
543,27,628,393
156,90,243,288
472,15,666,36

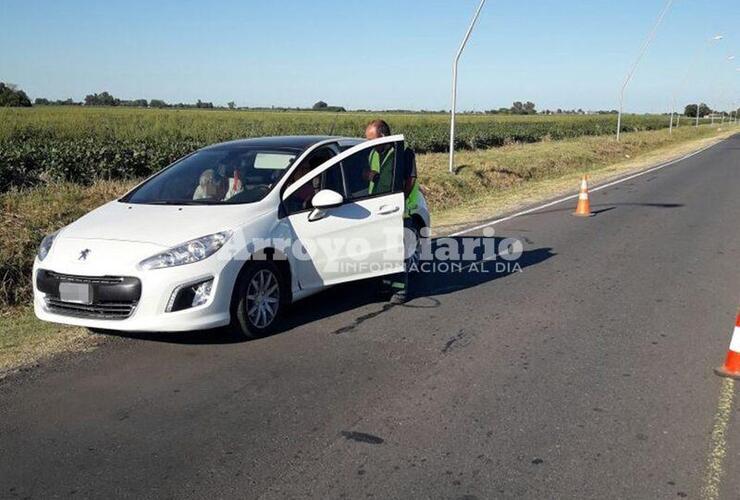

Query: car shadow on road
275,240,555,336
524,202,684,217
432,202,683,234
100,237,555,345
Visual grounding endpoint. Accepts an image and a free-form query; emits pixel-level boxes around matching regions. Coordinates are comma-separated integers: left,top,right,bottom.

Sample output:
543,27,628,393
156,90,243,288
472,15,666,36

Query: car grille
45,271,124,285
37,270,141,321
45,298,137,320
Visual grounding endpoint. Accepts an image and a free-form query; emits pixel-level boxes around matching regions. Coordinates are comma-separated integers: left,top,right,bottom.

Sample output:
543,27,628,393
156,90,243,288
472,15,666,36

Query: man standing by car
363,119,420,217
364,120,395,194
363,119,421,303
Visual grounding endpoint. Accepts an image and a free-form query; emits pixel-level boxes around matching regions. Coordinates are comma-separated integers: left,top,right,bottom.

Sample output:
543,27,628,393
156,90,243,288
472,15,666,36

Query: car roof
201,135,350,152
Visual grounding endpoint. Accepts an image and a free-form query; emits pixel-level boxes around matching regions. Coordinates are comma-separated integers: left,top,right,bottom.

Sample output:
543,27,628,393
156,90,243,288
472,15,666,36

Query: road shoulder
432,129,737,236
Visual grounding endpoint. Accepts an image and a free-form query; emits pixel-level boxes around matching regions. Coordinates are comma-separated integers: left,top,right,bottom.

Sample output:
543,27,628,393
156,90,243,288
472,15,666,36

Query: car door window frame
282,135,405,204
283,163,345,216
340,141,405,204
280,144,344,216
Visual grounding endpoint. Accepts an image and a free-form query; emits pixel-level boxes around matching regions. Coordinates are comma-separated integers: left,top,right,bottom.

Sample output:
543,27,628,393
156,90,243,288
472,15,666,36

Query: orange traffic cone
714,310,740,379
573,175,593,217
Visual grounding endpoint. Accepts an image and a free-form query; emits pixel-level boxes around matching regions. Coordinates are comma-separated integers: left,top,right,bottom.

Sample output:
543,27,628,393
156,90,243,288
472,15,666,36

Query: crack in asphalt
332,304,396,335
442,329,472,354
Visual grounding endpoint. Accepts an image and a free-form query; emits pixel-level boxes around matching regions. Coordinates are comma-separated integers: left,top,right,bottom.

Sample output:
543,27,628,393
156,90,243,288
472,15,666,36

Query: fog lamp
167,278,214,312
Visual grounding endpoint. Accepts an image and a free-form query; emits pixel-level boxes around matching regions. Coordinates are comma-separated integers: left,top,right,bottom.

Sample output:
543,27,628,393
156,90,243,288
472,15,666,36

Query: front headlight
138,231,232,271
38,231,59,261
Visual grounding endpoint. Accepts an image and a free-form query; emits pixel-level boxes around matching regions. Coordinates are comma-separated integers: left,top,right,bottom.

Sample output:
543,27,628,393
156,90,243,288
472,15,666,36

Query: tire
232,261,285,339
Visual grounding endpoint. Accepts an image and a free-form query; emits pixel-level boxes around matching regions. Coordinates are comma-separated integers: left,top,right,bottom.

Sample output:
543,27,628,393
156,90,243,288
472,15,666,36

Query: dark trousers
383,218,414,297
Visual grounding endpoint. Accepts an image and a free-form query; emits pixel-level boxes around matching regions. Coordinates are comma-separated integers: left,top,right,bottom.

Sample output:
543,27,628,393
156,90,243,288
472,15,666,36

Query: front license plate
59,282,92,305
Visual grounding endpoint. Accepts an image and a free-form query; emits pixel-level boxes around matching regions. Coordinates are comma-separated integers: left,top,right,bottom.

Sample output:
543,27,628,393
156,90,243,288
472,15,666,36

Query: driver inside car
193,169,226,201
284,157,320,212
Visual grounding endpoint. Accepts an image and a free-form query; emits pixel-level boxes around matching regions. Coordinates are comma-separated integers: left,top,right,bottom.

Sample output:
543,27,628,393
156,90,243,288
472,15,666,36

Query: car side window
341,143,397,201
284,148,342,215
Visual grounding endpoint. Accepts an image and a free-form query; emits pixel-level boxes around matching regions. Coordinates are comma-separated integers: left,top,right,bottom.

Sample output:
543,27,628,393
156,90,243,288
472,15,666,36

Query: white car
33,135,430,338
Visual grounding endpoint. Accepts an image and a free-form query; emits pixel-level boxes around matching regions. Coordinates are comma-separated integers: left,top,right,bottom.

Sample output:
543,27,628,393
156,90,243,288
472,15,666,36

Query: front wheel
232,262,284,339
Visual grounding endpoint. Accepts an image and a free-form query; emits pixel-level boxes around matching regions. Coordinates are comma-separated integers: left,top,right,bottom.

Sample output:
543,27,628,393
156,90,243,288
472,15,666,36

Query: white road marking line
700,378,736,500
449,140,722,237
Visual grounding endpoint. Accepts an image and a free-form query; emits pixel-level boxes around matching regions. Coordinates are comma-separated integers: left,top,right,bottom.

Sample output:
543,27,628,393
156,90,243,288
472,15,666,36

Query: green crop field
0,106,672,193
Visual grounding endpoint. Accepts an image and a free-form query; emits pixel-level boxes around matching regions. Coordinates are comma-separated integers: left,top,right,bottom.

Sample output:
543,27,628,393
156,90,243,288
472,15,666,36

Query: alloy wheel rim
246,269,280,328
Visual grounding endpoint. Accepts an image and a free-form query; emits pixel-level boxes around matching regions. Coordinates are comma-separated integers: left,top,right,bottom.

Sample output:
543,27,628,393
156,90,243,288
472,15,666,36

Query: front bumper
33,260,237,332
36,270,142,319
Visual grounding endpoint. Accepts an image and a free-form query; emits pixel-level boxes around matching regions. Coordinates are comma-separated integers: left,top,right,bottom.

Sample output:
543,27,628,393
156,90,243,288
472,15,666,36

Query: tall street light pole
722,54,737,124
616,0,674,141
669,34,722,133
695,48,730,128
718,56,736,125
449,0,486,174
732,91,738,126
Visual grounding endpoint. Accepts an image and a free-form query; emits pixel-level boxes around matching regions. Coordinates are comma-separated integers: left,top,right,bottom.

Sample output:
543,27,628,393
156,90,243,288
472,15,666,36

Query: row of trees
682,104,740,118
684,103,711,118
485,101,537,115
484,102,740,117
312,101,347,112
54,94,267,110
0,83,32,107
34,98,81,106
43,93,343,111
483,103,618,115
3,83,739,116
47,92,218,109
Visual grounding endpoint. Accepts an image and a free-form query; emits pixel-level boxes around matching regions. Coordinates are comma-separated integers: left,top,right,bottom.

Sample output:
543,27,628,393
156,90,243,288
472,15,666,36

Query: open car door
282,135,406,291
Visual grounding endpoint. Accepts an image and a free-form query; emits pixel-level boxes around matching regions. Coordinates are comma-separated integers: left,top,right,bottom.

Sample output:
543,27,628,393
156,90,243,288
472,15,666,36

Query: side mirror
308,189,343,221
311,189,344,209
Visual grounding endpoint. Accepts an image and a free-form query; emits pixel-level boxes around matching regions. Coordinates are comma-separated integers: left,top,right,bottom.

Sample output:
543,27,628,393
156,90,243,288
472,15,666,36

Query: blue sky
1,0,738,112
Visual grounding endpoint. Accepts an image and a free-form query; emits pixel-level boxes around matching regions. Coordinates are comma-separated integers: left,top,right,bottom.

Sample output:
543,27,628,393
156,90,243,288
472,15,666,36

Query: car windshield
121,147,300,205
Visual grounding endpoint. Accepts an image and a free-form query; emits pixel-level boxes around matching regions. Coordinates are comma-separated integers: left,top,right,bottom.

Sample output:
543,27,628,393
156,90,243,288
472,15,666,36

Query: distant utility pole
449,0,486,174
669,34,723,133
695,101,701,126
715,55,737,127
616,0,674,141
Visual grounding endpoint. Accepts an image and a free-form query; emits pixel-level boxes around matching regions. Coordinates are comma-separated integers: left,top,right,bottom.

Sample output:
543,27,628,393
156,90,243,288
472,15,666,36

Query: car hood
60,201,271,247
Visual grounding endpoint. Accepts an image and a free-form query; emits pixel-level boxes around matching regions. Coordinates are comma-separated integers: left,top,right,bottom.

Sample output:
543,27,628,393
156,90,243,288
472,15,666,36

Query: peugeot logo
78,249,91,261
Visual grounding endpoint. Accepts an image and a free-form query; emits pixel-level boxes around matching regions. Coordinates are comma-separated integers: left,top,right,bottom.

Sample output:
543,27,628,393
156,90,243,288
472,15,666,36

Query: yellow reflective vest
369,148,420,218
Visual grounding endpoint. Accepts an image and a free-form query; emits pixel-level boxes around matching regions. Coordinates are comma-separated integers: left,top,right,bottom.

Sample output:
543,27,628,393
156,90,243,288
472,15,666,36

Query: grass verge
0,307,100,379
423,125,738,233
1,180,138,306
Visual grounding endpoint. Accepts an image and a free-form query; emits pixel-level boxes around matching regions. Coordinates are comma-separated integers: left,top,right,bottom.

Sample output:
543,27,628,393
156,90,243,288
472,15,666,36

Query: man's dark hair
367,119,391,137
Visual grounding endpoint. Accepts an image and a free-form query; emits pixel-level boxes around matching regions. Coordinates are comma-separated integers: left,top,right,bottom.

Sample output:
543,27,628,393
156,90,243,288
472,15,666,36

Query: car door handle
378,205,400,215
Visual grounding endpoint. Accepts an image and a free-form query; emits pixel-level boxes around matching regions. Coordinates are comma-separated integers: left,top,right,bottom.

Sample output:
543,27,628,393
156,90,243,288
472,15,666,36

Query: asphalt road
2,135,739,499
